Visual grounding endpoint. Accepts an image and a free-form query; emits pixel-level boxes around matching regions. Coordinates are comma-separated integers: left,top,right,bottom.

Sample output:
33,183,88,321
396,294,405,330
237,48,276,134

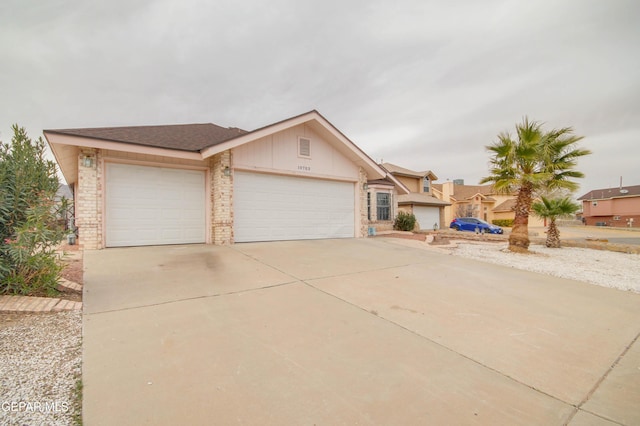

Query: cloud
1,0,638,192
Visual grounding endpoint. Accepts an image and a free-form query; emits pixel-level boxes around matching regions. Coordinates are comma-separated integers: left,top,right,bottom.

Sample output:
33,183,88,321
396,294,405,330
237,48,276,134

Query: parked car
450,217,503,234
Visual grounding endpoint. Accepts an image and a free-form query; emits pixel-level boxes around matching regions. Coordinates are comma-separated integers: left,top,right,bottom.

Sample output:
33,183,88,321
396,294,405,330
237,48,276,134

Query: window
377,193,390,221
613,216,621,221
423,177,430,193
367,192,371,221
592,201,598,206
298,137,311,157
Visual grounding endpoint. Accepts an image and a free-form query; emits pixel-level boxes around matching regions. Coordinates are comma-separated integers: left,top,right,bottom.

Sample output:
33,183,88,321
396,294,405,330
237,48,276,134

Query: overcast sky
2,0,638,195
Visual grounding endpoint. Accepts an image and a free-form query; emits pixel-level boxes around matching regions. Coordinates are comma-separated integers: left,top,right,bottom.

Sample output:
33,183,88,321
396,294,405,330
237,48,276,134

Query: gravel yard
451,241,640,293
0,311,82,426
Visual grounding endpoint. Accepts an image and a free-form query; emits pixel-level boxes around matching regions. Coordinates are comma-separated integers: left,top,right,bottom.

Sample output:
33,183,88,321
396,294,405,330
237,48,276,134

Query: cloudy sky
2,0,638,195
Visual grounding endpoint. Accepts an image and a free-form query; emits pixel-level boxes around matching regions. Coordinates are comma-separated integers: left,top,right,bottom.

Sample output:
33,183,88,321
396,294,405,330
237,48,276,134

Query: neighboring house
578,184,640,227
381,163,450,230
431,182,544,226
44,110,408,249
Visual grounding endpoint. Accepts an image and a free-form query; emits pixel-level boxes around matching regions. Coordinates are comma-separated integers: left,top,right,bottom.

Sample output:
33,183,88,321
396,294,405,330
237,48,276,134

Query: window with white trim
298,137,311,158
423,177,430,193
377,193,390,221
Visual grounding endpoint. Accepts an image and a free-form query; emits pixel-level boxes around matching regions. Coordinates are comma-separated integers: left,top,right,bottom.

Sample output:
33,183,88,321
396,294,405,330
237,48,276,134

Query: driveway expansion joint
84,280,300,315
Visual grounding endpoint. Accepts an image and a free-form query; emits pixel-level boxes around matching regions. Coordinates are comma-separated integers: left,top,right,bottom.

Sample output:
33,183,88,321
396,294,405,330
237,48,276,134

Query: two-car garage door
105,163,206,247
233,171,355,242
105,165,356,246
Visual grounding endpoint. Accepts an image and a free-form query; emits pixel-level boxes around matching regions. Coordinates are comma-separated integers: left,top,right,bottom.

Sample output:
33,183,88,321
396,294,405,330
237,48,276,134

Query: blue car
449,217,503,234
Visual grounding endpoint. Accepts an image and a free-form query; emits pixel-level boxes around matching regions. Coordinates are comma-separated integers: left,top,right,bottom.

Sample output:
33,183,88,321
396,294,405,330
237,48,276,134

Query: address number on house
297,165,311,171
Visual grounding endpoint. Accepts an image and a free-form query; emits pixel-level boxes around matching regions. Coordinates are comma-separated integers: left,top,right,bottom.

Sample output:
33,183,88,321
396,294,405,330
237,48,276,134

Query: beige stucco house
432,182,544,227
381,163,450,230
45,110,409,249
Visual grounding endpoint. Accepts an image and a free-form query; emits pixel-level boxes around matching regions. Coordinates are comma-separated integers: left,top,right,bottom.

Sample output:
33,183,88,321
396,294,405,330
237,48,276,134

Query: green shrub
1,125,63,295
492,219,514,227
394,211,417,231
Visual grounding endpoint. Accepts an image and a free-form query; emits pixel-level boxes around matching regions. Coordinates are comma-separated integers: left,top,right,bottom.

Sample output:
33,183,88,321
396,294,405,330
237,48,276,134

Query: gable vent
298,137,311,157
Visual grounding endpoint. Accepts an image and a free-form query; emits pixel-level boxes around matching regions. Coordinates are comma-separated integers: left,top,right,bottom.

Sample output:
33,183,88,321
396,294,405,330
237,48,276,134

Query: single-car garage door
234,171,355,242
105,163,206,247
413,206,440,230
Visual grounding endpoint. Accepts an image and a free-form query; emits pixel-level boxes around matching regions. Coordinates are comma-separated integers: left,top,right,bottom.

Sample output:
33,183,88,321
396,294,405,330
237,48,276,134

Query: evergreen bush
0,125,64,295
394,211,417,231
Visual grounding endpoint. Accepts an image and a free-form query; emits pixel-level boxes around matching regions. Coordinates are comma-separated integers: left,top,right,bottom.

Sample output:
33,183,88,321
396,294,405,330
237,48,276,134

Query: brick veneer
76,148,102,249
211,150,233,244
358,167,369,237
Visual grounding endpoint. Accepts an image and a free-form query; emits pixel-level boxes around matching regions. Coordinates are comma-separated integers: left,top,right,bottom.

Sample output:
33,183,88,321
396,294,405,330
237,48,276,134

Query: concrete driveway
83,239,640,425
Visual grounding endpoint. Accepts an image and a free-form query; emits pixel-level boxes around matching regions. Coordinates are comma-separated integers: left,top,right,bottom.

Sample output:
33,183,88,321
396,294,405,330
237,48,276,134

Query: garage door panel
234,172,355,243
106,164,206,247
414,206,440,230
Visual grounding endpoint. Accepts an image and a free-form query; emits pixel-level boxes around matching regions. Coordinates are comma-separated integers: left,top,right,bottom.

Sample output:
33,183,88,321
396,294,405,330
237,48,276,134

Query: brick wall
358,167,368,237
210,150,233,244
76,148,102,249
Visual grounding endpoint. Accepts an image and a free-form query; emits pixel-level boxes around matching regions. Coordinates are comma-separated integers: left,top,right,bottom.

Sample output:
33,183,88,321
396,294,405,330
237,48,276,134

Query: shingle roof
493,199,516,212
578,184,640,200
397,193,450,206
44,123,248,152
449,184,496,200
381,163,438,180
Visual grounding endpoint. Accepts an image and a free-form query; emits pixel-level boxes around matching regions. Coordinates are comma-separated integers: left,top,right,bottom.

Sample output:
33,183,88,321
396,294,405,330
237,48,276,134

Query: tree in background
532,196,580,248
0,125,64,295
480,118,590,252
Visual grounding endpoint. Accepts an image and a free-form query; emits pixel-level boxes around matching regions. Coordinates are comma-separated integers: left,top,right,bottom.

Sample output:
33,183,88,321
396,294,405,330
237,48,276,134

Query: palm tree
480,118,590,252
532,196,580,248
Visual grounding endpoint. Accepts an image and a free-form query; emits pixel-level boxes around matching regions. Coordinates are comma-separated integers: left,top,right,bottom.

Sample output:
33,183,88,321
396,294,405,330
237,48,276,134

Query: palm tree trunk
509,182,533,252
546,219,561,248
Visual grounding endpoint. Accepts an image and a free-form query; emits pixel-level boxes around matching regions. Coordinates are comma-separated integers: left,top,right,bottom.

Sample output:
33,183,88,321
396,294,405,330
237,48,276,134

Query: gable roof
451,185,494,200
493,199,516,212
381,163,438,181
578,185,640,200
45,123,247,152
397,193,450,207
44,110,404,191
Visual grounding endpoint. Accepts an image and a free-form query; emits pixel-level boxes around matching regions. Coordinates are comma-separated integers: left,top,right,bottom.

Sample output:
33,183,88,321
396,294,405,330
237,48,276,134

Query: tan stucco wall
396,175,420,193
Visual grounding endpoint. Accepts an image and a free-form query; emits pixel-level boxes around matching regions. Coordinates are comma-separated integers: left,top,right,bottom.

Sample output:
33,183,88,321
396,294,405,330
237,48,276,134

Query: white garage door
105,163,206,247
414,206,440,230
234,171,355,242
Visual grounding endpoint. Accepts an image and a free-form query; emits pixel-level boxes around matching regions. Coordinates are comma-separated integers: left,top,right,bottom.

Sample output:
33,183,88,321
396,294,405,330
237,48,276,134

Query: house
578,184,640,227
431,181,544,226
44,110,409,249
381,163,450,230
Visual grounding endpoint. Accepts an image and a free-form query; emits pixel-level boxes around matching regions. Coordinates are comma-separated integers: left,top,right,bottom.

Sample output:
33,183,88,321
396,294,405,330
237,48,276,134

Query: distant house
381,163,450,230
578,184,640,227
431,182,544,227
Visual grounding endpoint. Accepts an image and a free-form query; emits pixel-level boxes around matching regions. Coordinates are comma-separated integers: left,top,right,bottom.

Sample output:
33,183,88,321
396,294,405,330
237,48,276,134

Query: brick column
358,167,368,237
76,148,102,249
211,150,233,244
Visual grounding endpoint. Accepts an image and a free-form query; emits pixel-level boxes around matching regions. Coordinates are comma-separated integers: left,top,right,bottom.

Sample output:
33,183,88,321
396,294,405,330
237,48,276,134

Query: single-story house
578,184,640,227
381,163,450,230
45,110,409,249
